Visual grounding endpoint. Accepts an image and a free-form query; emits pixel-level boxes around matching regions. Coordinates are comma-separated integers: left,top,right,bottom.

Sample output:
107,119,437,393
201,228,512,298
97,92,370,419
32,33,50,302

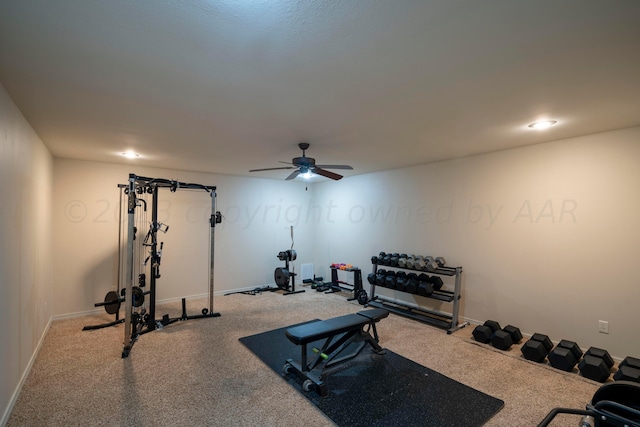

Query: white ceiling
1,0,639,181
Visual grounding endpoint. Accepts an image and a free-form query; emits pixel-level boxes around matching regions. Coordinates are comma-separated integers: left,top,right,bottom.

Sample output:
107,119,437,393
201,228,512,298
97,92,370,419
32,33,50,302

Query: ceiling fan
249,142,353,181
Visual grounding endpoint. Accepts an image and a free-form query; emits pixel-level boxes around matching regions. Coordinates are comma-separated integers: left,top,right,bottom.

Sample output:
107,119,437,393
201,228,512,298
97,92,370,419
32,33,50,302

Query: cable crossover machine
84,174,223,358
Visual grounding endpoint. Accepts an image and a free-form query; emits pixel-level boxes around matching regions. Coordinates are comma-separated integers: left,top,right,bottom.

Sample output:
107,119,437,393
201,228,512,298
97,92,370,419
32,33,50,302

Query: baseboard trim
1,316,53,427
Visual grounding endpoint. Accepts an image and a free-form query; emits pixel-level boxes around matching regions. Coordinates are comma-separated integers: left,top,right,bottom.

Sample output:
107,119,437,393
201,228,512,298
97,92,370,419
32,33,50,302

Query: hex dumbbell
416,273,433,296
472,320,502,344
395,271,408,291
404,273,419,293
548,340,583,372
491,325,523,350
405,255,416,269
384,271,397,288
389,253,400,267
397,254,408,268
578,347,614,382
521,333,553,363
613,356,640,383
367,272,376,285
375,269,387,286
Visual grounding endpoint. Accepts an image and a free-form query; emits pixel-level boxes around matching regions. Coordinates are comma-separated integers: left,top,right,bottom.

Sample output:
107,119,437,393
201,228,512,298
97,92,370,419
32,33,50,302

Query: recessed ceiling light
527,120,558,130
121,151,140,159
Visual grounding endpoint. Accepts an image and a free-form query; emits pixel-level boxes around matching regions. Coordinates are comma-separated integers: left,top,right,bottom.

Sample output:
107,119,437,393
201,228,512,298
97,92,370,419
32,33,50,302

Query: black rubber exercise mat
239,322,504,427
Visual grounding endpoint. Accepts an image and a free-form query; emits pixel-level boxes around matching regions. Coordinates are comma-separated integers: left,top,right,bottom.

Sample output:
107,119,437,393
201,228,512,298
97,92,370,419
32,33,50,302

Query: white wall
52,159,317,316
312,126,640,359
0,84,53,424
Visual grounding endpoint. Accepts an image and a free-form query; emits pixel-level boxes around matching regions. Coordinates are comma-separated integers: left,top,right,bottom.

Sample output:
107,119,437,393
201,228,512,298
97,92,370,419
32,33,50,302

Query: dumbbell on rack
578,347,614,382
397,254,408,268
404,273,419,294
395,271,407,291
548,339,583,372
613,356,640,383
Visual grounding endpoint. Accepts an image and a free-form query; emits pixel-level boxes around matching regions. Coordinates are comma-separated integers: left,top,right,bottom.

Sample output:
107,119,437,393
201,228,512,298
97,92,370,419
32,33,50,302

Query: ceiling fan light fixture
301,171,313,179
527,120,558,130
121,151,140,159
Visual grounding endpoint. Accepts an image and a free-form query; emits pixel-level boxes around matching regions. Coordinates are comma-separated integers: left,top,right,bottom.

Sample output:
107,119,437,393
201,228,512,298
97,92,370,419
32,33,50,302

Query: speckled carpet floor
7,288,601,426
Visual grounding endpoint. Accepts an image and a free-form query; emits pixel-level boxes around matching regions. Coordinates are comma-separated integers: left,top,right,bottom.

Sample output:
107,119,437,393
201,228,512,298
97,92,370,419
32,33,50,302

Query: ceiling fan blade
285,169,301,180
278,161,293,165
313,167,343,181
314,164,353,170
249,167,295,172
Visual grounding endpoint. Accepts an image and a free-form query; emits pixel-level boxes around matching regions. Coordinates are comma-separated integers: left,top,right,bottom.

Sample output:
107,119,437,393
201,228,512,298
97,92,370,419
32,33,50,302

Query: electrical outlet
598,320,609,334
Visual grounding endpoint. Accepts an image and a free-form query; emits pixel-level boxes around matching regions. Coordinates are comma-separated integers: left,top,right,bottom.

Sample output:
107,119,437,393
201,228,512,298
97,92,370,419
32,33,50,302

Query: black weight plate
132,286,145,308
274,267,290,288
104,291,121,315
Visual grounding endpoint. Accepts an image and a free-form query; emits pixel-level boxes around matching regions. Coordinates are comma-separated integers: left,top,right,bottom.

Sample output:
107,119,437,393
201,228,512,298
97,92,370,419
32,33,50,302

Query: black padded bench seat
283,308,389,397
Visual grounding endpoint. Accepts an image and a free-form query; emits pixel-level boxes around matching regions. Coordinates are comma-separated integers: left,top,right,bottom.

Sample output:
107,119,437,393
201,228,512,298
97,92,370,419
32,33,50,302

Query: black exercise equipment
548,339,583,372
521,333,553,363
417,273,433,296
277,249,297,262
366,252,468,334
378,253,449,273
83,174,223,357
579,347,615,383
394,271,407,291
404,273,419,294
272,246,304,295
538,380,640,427
472,320,502,344
614,356,640,383
283,308,389,397
375,269,387,287
326,265,366,304
384,271,397,289
493,325,523,350
367,273,376,285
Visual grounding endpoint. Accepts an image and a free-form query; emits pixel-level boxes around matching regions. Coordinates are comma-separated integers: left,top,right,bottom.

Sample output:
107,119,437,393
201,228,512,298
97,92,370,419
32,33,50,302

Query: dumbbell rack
367,259,468,334
329,266,365,302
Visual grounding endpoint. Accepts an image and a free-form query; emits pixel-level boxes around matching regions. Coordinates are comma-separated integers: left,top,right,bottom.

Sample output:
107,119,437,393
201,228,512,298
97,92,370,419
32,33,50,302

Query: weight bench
538,380,640,427
282,308,389,397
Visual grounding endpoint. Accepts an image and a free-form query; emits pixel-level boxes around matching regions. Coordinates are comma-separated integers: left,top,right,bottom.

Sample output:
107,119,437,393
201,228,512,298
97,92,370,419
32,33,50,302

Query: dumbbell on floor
548,340,583,372
472,321,522,351
578,347,614,382
613,356,640,383
491,325,523,350
472,320,502,344
521,333,553,363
